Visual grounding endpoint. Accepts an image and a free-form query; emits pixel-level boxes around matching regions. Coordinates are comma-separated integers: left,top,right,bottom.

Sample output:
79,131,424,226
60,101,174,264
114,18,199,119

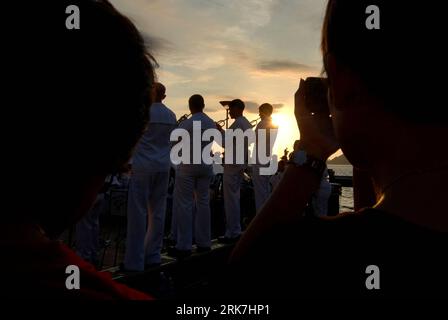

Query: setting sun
271,110,300,157
271,113,288,128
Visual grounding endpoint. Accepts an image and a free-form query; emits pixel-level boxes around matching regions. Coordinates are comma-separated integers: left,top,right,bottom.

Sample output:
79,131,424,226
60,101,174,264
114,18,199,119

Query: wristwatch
288,149,326,179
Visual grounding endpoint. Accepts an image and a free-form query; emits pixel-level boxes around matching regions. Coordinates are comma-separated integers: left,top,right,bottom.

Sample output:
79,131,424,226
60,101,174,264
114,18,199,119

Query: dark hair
259,103,273,116
229,99,245,111
189,94,205,111
5,1,157,228
322,0,447,125
154,82,167,101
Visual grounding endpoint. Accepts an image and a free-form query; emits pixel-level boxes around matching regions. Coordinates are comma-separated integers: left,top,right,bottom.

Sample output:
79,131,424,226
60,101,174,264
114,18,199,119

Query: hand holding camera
294,77,339,160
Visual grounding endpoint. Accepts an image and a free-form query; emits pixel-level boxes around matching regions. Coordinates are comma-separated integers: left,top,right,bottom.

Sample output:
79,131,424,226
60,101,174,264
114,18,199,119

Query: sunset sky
110,0,340,158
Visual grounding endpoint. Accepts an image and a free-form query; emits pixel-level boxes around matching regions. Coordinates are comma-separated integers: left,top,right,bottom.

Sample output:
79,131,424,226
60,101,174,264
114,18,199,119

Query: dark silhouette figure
229,0,448,299
2,0,157,299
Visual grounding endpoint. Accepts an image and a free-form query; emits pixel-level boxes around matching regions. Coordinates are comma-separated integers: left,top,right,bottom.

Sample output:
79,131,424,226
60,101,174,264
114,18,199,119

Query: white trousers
76,193,106,264
252,165,272,213
173,165,213,251
124,171,169,271
223,165,245,238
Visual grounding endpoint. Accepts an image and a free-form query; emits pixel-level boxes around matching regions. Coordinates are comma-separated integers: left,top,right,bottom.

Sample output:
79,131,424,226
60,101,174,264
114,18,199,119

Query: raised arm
230,79,339,262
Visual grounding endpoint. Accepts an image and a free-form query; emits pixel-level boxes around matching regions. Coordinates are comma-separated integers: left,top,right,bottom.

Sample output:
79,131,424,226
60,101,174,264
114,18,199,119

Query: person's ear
162,94,167,100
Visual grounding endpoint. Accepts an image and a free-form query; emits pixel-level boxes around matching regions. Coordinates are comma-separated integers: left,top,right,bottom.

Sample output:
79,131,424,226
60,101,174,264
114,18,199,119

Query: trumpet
177,113,191,125
216,117,229,127
250,117,261,127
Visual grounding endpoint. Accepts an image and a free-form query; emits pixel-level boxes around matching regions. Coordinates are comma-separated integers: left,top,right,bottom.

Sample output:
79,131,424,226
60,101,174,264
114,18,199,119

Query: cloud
233,0,277,29
257,60,314,73
157,69,191,86
204,105,222,113
110,0,325,121
142,33,175,54
244,101,260,113
273,103,285,110
243,101,285,113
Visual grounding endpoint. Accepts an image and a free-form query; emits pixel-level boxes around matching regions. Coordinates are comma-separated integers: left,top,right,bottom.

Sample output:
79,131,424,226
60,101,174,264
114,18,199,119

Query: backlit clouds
257,60,314,73
242,101,285,114
232,0,277,28
110,0,328,154
141,34,175,55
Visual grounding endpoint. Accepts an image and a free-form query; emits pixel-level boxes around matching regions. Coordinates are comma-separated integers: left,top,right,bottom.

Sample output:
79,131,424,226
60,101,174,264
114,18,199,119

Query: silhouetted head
189,94,205,114
229,99,245,119
152,82,166,103
322,0,447,170
259,103,273,120
278,160,286,173
5,0,156,237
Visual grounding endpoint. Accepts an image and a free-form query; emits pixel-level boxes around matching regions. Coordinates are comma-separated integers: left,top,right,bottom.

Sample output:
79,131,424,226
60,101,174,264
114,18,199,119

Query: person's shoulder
203,112,214,121
243,117,253,129
233,210,448,299
179,117,192,130
202,113,217,128
256,119,275,130
269,119,279,129
233,116,251,129
160,103,177,121
150,103,176,124
241,116,251,124
166,108,177,121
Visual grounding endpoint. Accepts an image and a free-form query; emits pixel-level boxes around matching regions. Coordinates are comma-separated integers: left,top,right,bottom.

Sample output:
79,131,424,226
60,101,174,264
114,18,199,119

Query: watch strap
288,150,326,178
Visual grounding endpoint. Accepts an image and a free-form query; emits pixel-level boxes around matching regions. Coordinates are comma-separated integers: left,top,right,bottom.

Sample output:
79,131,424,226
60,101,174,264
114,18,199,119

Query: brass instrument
177,113,191,125
216,117,229,127
218,101,231,129
250,117,261,127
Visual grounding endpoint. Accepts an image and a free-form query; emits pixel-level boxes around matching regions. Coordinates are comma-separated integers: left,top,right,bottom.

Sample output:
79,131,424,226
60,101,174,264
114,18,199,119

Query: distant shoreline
327,154,350,165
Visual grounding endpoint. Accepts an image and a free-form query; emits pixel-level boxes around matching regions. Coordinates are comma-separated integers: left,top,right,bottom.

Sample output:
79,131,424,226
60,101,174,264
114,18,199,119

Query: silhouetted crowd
2,0,447,299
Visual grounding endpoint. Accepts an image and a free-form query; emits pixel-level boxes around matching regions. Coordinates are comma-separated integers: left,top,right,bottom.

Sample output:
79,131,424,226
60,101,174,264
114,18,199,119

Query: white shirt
229,115,253,131
132,102,176,173
178,112,216,172
254,117,278,166
225,116,253,165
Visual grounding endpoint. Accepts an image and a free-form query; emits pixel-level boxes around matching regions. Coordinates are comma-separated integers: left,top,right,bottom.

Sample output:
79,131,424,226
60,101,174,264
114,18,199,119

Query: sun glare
271,114,288,128
270,111,299,156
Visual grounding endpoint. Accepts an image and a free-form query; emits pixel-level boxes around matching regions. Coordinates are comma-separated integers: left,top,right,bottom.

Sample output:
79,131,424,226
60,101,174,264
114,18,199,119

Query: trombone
177,113,191,125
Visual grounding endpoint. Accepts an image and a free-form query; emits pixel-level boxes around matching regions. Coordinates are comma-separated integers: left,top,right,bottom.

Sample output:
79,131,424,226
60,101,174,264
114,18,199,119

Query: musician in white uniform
75,175,117,266
124,83,176,271
218,99,253,243
170,95,216,256
252,103,278,213
312,167,332,217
